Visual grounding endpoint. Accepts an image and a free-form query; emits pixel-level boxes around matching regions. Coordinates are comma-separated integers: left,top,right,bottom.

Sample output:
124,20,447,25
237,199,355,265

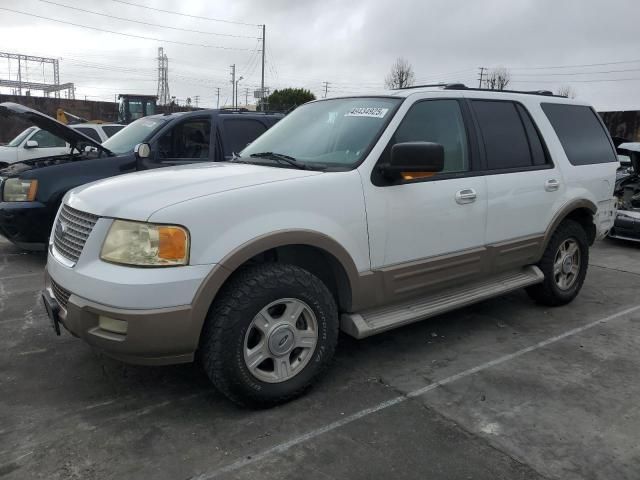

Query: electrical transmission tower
0,51,74,98
157,47,170,105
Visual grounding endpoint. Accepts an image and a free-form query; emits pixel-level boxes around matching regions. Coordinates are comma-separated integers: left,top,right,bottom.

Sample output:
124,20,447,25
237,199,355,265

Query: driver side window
157,119,211,160
384,100,469,174
31,129,66,148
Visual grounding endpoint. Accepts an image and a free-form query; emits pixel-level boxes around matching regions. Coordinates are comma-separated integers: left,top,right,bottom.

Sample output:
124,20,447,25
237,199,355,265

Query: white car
43,85,618,407
0,123,123,168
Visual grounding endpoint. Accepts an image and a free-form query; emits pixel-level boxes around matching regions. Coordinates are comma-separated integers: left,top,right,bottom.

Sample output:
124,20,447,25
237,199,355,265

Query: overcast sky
0,0,639,110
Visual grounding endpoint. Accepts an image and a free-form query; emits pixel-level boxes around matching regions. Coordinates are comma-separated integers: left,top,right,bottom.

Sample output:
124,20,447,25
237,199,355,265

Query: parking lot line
192,303,640,480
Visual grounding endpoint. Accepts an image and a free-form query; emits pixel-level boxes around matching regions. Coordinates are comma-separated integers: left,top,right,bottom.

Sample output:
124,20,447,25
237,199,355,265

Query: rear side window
101,125,124,138
74,127,102,143
541,103,617,165
223,119,267,157
472,100,538,170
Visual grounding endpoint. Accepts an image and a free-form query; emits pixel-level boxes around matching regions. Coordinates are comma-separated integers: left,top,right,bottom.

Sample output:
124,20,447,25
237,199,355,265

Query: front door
363,98,488,300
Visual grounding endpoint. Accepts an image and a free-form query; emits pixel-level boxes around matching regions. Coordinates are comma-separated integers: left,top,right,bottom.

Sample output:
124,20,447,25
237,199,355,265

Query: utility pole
194,95,200,108
261,24,266,110
230,64,236,108
216,87,220,109
478,67,486,89
245,88,249,107
322,81,330,98
235,76,243,109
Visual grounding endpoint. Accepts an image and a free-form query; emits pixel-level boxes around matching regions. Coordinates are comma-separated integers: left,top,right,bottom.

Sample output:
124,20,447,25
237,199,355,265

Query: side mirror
134,143,151,159
382,142,445,180
25,140,39,149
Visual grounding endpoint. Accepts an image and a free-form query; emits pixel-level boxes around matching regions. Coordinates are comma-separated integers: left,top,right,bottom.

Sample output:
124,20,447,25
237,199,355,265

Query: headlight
3,178,38,202
100,220,189,267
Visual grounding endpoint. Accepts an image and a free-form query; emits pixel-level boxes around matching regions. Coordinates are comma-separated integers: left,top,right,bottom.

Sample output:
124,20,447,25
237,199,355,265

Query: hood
66,162,322,220
618,142,639,174
0,102,113,156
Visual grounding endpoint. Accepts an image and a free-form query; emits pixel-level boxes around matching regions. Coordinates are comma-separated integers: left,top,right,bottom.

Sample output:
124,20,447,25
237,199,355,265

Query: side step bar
341,266,544,339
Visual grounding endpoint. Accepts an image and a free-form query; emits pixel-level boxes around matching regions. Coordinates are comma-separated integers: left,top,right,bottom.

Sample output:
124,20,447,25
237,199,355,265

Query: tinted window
541,103,617,165
388,99,469,173
74,127,102,143
472,100,532,170
516,104,548,166
101,125,125,138
157,118,211,160
31,129,66,148
224,119,267,157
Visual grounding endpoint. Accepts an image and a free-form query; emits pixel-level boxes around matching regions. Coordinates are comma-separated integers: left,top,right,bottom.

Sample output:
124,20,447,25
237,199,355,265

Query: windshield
240,97,402,169
102,116,167,154
7,127,37,147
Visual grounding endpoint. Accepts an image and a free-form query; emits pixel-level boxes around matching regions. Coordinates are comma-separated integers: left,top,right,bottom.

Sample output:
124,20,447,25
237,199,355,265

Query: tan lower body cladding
351,234,544,312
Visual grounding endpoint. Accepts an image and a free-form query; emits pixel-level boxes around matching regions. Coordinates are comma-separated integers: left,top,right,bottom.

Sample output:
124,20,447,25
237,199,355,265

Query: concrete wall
0,94,199,144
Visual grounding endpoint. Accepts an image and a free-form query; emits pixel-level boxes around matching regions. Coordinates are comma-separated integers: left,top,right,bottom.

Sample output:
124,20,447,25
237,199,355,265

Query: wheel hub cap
268,325,295,356
562,255,573,274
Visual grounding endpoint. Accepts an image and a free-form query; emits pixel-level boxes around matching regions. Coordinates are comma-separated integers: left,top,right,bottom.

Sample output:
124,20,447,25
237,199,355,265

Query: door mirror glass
134,142,151,159
383,142,444,179
25,140,39,149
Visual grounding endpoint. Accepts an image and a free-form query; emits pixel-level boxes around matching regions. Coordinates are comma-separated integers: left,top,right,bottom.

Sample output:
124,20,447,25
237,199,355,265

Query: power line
111,0,262,27
0,7,252,50
36,0,261,39
511,77,640,84
508,59,640,71
510,67,640,77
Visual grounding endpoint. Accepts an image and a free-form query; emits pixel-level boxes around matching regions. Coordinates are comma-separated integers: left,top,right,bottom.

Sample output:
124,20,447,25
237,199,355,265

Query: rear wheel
200,263,339,407
526,220,589,306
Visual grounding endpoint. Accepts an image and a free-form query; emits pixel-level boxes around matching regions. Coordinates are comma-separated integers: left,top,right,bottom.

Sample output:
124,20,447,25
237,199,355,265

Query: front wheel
200,263,339,407
526,219,589,306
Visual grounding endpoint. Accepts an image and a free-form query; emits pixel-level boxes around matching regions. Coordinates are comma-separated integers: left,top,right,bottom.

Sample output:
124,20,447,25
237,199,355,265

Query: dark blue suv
0,103,282,249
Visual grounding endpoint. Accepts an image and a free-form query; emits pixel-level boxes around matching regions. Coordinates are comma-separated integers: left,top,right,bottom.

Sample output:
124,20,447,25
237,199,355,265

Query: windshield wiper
249,152,308,170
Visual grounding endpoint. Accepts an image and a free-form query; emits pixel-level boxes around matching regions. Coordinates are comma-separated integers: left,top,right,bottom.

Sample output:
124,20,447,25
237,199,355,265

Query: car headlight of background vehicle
100,220,190,266
2,178,38,202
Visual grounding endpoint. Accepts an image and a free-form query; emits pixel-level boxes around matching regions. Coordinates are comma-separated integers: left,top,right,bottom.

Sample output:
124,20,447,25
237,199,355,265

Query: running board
341,266,544,339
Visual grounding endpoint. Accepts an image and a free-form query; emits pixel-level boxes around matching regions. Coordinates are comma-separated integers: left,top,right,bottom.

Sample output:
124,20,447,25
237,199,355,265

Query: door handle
455,188,477,204
545,179,560,192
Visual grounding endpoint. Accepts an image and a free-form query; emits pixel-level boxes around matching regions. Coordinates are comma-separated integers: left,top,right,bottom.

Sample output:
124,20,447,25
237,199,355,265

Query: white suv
43,85,618,407
0,123,123,167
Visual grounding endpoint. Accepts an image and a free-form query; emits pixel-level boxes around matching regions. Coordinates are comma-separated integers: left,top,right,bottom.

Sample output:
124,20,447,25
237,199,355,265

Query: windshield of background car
102,117,168,154
7,127,37,147
240,97,402,168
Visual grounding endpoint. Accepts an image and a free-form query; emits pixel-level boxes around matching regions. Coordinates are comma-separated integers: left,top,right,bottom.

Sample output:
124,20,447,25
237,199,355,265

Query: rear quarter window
101,125,125,138
541,103,617,166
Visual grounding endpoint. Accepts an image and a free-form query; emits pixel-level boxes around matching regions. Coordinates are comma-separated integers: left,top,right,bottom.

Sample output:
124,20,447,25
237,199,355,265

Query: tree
556,85,576,98
385,57,415,89
265,88,316,112
484,67,511,90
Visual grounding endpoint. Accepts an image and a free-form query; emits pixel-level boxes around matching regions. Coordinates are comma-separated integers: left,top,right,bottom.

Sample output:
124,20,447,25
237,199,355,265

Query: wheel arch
190,230,361,341
542,199,598,255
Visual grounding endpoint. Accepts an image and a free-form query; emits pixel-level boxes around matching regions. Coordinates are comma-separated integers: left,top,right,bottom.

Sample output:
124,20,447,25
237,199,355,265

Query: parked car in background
41,86,618,407
609,142,640,241
0,123,124,168
0,102,282,249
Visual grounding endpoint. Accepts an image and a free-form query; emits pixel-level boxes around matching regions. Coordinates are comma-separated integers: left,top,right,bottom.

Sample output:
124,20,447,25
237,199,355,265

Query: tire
526,219,589,306
200,263,339,408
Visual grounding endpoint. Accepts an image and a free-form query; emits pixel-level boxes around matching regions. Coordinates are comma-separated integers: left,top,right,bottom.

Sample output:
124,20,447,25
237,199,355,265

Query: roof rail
218,108,284,115
397,83,562,97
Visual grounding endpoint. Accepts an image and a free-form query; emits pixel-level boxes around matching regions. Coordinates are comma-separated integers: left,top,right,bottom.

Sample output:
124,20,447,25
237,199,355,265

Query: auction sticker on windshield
345,107,389,118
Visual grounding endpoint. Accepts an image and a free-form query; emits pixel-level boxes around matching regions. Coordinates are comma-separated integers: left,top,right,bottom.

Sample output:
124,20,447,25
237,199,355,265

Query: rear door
470,99,561,261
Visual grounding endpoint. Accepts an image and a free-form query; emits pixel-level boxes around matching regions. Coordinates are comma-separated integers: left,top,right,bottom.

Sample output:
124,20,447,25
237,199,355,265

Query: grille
53,205,99,264
51,279,71,309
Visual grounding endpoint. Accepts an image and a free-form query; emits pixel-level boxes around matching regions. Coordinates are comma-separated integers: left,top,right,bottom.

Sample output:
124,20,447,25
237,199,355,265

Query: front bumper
609,210,640,242
44,270,199,365
0,201,53,250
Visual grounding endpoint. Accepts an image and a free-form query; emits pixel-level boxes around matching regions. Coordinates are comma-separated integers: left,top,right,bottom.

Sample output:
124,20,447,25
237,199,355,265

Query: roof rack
396,83,562,97
218,108,284,115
